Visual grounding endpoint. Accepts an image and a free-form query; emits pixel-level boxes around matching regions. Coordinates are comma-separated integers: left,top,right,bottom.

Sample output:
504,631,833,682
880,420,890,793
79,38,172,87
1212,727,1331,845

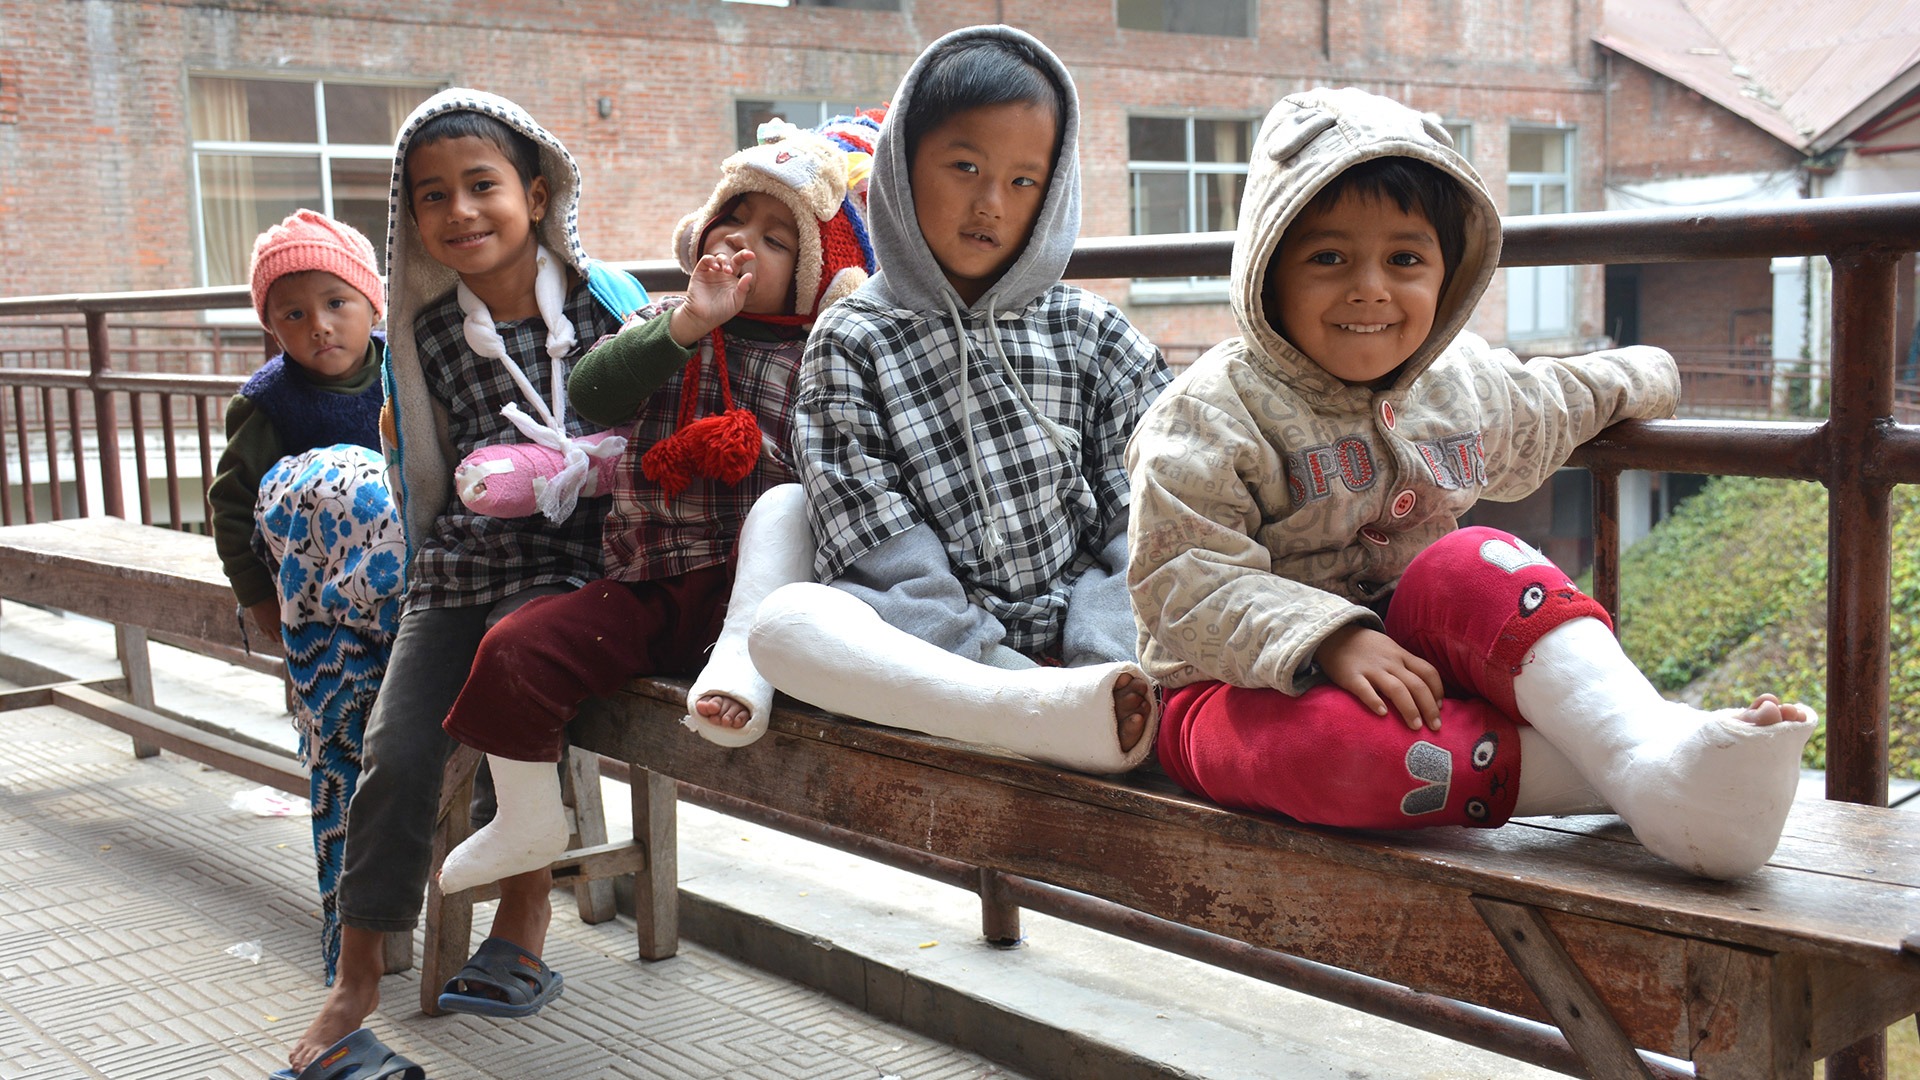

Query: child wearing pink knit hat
212,207,389,635
207,208,404,987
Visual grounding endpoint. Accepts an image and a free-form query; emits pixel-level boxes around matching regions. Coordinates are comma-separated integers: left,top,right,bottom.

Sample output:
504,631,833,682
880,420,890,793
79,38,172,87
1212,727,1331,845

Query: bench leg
979,868,1023,947
563,746,617,924
113,624,160,759
1475,896,1657,1080
421,744,482,1016
632,764,677,961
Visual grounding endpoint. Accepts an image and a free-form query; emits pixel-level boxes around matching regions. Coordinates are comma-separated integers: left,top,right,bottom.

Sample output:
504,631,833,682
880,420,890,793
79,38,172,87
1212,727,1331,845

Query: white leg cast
438,755,570,894
1511,617,1816,879
684,484,815,747
747,582,1157,774
1512,727,1610,817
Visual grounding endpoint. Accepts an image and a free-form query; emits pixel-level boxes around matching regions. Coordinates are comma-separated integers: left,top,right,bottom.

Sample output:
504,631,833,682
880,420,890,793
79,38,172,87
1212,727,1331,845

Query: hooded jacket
383,88,646,609
1126,87,1679,693
792,24,1171,665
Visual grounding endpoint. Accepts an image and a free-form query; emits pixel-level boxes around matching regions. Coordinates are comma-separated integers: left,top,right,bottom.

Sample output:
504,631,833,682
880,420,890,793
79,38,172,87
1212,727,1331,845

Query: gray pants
336,586,564,932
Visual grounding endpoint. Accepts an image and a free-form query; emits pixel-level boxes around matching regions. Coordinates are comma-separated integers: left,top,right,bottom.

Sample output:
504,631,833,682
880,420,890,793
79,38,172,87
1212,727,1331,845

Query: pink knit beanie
248,209,386,328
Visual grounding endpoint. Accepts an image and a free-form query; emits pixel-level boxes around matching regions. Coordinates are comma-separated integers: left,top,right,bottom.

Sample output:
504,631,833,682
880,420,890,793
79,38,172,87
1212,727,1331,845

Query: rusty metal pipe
991,874,1692,1080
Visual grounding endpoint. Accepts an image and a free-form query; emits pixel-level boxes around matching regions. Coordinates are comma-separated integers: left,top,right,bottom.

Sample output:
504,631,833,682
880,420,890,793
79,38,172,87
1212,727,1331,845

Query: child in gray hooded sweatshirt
688,25,1170,774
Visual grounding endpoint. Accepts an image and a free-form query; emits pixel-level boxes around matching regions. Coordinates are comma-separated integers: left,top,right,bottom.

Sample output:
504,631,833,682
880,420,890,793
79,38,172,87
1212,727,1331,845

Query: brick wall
0,0,1797,363
1602,53,1801,183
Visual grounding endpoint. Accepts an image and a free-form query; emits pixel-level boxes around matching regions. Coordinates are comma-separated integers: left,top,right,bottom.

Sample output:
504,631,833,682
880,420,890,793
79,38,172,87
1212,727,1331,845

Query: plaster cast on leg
748,582,1157,774
1510,617,1816,879
1512,727,1610,817
438,755,570,894
684,484,814,747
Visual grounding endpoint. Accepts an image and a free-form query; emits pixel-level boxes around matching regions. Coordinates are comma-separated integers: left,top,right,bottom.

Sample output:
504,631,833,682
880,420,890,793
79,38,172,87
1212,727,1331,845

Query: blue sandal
268,1027,423,1080
436,937,565,1018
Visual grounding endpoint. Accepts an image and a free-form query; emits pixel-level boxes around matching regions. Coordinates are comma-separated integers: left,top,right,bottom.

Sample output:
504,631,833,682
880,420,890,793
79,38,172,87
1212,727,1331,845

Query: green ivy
1611,475,1919,779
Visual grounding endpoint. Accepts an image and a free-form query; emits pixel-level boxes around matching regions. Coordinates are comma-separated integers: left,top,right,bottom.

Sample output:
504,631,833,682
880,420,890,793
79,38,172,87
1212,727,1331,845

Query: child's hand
1315,624,1444,731
671,250,757,347
247,597,280,639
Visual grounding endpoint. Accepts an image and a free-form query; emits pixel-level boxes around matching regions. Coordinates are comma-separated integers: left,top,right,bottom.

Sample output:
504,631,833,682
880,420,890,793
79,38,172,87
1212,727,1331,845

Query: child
726,25,1169,775
284,88,646,1076
1125,86,1816,880
206,211,400,985
211,209,388,639
429,125,876,892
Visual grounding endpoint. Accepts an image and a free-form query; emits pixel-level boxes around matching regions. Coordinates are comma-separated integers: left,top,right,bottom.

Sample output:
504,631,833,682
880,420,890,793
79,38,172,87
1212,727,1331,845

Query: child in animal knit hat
434,121,877,893
206,210,404,986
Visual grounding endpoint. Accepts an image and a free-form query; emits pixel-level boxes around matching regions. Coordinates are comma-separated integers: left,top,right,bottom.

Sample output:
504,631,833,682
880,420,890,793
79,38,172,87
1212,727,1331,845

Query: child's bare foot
288,930,381,1072
1732,692,1812,727
1113,671,1150,753
694,692,753,730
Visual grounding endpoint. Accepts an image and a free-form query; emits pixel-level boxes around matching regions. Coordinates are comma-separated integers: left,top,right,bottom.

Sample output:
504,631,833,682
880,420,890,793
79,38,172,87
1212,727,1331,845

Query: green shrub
1612,475,1919,780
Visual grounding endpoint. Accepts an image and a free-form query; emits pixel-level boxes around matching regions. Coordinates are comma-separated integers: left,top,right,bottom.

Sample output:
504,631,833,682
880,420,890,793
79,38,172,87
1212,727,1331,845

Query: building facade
2,0,1627,360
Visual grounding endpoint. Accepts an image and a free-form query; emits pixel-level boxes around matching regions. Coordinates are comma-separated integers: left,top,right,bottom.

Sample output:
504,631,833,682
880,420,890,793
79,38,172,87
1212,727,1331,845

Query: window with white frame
1117,0,1255,37
1128,114,1257,299
1505,127,1574,339
735,98,868,148
189,76,434,292
1442,121,1472,162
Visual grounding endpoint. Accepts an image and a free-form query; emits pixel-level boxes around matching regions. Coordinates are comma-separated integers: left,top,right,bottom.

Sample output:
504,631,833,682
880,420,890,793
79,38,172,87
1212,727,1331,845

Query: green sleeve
567,311,695,427
207,394,284,608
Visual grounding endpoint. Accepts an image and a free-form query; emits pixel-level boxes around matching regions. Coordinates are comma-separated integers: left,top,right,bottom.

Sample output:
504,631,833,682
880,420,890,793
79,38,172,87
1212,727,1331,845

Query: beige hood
1233,87,1503,397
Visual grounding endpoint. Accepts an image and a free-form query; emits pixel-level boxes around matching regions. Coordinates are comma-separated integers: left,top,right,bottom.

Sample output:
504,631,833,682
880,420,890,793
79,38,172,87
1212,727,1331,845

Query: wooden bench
0,514,621,973
424,675,1920,1079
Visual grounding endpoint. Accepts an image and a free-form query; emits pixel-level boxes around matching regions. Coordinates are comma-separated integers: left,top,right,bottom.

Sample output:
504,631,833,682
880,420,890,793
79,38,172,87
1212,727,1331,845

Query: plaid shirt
602,298,805,581
405,280,620,610
795,282,1171,655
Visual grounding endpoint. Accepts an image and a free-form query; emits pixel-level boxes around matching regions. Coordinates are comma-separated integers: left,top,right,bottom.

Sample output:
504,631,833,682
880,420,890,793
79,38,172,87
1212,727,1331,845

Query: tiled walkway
0,701,1023,1080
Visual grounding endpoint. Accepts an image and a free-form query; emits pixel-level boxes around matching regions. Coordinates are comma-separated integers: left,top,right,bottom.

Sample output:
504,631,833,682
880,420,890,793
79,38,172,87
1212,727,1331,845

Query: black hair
402,110,544,197
900,37,1067,168
1303,156,1470,289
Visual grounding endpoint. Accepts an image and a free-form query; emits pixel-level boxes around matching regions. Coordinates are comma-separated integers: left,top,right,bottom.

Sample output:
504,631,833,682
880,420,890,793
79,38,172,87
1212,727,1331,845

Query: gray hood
1233,87,1503,396
863,24,1082,314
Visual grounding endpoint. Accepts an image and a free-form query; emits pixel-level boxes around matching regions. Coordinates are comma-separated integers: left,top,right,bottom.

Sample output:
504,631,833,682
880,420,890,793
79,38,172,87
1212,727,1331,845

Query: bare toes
1117,713,1146,753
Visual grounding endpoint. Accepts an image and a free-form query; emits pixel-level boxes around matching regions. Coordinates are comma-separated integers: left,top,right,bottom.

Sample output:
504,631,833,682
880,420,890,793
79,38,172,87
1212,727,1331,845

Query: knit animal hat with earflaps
670,124,876,319
645,124,878,498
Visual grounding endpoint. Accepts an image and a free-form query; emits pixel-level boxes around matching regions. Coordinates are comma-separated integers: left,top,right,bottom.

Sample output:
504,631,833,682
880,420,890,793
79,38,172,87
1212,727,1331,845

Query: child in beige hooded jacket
1126,87,1816,880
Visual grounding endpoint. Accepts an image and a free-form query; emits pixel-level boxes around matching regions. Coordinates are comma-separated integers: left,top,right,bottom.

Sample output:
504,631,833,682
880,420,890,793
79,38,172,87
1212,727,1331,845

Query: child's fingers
1377,676,1426,730
1335,672,1391,721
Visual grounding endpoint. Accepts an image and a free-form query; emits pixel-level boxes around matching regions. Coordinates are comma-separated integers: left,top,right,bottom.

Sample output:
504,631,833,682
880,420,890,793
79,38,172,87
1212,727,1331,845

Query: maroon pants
1156,527,1609,830
442,564,733,762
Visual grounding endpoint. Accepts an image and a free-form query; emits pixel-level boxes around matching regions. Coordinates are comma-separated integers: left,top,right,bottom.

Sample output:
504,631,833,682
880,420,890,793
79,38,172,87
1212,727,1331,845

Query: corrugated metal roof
1597,0,1920,153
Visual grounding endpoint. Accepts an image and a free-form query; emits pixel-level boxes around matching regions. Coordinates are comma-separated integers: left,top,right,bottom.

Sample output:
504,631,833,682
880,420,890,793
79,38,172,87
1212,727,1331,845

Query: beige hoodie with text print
1125,87,1679,694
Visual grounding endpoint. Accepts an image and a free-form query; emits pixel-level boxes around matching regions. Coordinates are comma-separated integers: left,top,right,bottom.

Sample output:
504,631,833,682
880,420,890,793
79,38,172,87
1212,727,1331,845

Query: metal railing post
1824,252,1896,811
85,311,125,519
1822,252,1896,1080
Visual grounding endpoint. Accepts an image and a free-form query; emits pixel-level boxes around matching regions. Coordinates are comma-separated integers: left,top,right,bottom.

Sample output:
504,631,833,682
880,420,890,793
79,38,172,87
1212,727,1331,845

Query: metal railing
2,192,1916,1080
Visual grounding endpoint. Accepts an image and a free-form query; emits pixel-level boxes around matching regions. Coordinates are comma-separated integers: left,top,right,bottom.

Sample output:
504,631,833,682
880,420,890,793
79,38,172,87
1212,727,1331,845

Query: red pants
442,564,733,761
1157,527,1609,830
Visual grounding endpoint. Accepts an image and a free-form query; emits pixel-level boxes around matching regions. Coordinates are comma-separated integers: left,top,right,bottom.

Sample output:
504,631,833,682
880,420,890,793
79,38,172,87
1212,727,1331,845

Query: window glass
323,84,422,146
189,76,434,291
197,155,322,286
735,98,865,148
1127,114,1258,297
1505,128,1575,338
1118,0,1254,37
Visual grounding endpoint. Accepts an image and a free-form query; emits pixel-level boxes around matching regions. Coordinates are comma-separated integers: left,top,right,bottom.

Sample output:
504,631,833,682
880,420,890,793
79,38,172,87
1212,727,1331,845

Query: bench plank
570,678,1920,1073
0,516,278,656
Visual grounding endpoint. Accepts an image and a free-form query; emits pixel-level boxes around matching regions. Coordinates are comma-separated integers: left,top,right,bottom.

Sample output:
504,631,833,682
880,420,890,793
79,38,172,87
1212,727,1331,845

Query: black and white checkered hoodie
793,25,1172,663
